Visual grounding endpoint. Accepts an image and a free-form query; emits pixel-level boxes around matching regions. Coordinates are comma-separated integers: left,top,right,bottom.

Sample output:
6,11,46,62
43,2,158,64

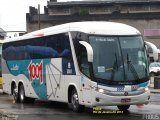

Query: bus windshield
89,35,148,85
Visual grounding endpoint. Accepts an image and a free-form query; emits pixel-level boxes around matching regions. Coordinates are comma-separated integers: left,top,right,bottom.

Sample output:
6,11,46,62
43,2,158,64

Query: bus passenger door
78,46,92,106
80,75,92,106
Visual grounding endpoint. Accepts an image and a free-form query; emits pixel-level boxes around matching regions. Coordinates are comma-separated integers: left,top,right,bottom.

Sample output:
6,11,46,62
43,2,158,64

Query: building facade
26,0,160,48
0,28,6,40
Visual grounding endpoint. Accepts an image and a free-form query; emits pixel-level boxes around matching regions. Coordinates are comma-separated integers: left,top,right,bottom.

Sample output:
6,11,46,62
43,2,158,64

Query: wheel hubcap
72,93,79,109
20,88,24,102
13,89,17,100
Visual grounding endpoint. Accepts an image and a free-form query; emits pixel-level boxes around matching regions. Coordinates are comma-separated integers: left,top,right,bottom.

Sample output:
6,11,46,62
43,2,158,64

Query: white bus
0,40,3,89
2,21,150,112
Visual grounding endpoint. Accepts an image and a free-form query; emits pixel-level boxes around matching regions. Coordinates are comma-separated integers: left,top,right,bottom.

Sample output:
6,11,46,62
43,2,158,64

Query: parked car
149,62,160,76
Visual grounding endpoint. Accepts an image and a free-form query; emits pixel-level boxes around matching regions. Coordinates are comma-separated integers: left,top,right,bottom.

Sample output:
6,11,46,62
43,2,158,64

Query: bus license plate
121,98,131,103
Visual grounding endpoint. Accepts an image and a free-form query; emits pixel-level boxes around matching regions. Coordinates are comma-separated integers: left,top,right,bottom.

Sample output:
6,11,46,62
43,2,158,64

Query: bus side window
71,31,90,77
79,45,90,78
3,46,16,60
60,49,70,57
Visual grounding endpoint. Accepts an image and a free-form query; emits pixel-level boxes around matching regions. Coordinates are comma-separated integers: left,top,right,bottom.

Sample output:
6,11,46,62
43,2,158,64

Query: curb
150,89,160,94
149,85,160,94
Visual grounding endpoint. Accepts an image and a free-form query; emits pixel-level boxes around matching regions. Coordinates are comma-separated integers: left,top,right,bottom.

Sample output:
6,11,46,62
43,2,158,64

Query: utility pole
38,4,40,30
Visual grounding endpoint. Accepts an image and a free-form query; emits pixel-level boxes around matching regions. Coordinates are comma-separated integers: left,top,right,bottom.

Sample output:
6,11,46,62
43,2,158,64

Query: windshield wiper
110,53,118,81
127,53,140,82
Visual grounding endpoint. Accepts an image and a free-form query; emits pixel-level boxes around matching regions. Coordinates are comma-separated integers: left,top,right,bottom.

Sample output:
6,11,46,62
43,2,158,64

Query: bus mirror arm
144,41,159,61
79,41,93,62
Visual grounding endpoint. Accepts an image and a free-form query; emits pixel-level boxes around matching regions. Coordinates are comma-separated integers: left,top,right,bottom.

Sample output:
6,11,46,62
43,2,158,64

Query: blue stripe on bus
7,59,51,100
138,81,149,87
6,58,76,100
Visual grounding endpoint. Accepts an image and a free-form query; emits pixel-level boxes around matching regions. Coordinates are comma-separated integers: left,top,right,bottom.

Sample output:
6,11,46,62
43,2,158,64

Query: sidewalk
149,76,160,94
149,83,160,94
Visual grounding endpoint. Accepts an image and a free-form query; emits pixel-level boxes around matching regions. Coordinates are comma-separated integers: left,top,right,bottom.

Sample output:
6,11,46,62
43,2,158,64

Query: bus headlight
98,88,104,93
96,88,110,94
145,87,149,92
96,88,105,93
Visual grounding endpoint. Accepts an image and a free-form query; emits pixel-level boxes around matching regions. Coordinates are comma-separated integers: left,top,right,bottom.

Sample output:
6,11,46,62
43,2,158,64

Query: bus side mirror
144,41,159,61
79,41,93,62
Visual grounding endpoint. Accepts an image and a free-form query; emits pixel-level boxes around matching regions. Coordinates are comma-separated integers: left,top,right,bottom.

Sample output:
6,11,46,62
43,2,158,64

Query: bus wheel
19,84,26,103
12,84,19,102
71,89,84,112
117,105,130,111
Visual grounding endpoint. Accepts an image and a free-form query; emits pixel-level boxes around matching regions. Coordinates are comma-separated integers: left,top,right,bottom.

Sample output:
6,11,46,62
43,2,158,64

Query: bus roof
4,21,141,43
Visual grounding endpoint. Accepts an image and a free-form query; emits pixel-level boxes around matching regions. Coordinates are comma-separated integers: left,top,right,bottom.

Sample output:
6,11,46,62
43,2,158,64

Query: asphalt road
0,93,160,120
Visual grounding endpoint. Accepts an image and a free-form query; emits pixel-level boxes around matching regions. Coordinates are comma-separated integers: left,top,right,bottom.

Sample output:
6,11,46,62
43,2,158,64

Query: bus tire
117,105,130,111
19,84,26,103
71,88,84,112
12,84,19,102
19,84,35,103
27,97,35,103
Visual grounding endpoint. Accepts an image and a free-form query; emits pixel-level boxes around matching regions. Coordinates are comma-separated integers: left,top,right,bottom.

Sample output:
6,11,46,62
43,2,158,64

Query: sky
0,0,100,32
0,0,48,32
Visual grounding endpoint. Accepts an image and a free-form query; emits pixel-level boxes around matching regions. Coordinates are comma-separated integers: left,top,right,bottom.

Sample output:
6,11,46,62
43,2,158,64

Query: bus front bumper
91,90,150,107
